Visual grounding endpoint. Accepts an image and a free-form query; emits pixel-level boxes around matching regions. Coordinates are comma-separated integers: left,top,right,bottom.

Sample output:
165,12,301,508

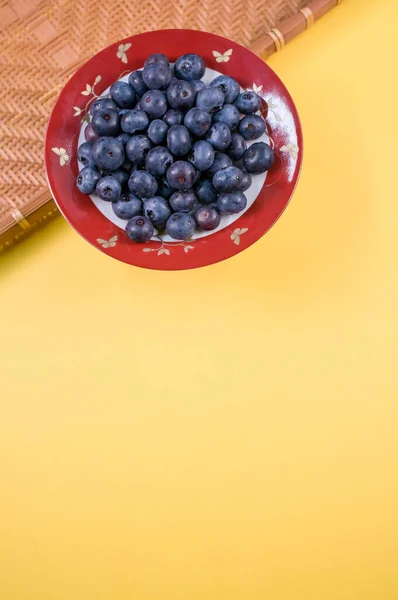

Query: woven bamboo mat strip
0,0,340,251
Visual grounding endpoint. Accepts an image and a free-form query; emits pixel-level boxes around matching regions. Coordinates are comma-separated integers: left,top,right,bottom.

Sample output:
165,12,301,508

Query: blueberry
166,212,196,240
167,125,192,157
96,175,122,202
110,81,136,108
148,119,169,144
92,137,125,170
104,168,129,188
175,54,205,81
126,215,154,243
145,147,174,177
227,133,247,160
235,91,262,114
84,123,99,143
213,104,240,130
217,191,247,215
145,53,169,68
205,152,232,178
210,75,240,104
166,80,195,111
169,190,197,212
112,193,142,219
128,170,158,198
78,142,95,167
166,161,197,190
120,109,149,134
163,109,184,126
191,80,206,95
188,140,215,171
157,178,174,200
196,87,224,114
194,179,218,204
143,196,172,228
116,132,132,146
194,205,221,231
125,135,152,165
242,142,274,173
239,114,266,140
206,122,232,151
213,166,243,192
142,63,171,90
184,107,211,137
128,70,148,96
140,90,168,118
91,108,120,136
237,169,252,192
76,166,101,195
89,97,118,116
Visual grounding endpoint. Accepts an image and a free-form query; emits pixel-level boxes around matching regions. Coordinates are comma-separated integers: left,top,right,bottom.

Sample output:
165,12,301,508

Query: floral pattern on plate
51,147,70,166
117,43,131,64
212,49,233,63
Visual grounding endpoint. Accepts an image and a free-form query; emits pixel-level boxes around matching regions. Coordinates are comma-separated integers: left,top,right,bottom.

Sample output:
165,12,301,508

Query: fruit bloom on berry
217,191,247,215
76,166,101,195
96,176,122,202
112,194,142,220
128,170,158,198
213,166,243,192
143,196,172,228
92,137,125,170
194,205,221,230
242,142,274,173
175,54,205,81
126,215,154,242
210,75,240,103
140,90,168,118
166,161,197,190
169,190,197,212
91,109,120,137
235,91,262,114
166,212,195,239
110,81,136,109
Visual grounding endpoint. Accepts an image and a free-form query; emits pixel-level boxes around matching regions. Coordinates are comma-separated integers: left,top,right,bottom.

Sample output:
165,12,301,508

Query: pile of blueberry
77,52,274,242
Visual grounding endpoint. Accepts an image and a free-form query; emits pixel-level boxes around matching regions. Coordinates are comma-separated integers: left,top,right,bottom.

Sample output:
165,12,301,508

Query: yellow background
1,0,398,597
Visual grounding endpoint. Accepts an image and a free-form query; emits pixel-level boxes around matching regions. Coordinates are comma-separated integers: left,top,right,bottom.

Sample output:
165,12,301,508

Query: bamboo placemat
0,0,341,252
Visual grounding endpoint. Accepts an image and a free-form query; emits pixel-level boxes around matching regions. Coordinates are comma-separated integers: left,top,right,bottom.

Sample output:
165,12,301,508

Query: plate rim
45,29,303,271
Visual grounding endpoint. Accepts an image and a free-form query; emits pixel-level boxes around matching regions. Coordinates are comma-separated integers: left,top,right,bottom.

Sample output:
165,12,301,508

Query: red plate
45,29,303,270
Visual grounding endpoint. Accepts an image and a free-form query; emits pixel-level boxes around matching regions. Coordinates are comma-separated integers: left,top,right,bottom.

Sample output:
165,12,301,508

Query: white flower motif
212,49,233,63
81,83,92,96
252,83,263,93
280,144,299,160
117,43,131,64
74,76,102,117
52,147,69,166
266,97,281,122
230,227,248,246
97,235,117,248
143,242,194,255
